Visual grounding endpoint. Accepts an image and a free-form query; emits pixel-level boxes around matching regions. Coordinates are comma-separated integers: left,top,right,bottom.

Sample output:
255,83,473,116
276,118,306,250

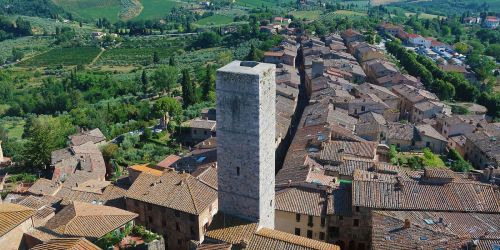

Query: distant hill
0,0,65,18
372,0,500,13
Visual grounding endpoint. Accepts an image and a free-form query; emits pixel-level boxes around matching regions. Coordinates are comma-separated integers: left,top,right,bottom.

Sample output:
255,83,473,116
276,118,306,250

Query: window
177,239,182,245
319,232,325,241
236,167,240,176
308,216,313,227
426,142,431,147
295,228,300,236
320,217,326,227
361,106,365,112
354,109,358,114
176,222,180,232
270,199,273,207
355,206,360,212
307,230,313,239
353,219,359,227
329,227,339,237
174,210,180,217
339,216,343,221
296,214,301,222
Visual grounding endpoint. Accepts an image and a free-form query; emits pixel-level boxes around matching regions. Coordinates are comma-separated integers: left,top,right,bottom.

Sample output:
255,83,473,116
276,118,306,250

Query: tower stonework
216,61,276,229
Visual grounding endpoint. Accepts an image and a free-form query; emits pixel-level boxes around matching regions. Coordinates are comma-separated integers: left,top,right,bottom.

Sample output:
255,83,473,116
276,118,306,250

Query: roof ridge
186,176,199,214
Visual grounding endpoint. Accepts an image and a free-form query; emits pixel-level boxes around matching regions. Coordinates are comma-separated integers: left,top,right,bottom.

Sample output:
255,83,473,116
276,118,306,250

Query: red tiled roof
407,33,421,39
156,155,181,169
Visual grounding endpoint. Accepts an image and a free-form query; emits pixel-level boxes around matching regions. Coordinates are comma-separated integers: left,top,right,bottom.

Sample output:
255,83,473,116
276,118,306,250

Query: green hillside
51,0,179,22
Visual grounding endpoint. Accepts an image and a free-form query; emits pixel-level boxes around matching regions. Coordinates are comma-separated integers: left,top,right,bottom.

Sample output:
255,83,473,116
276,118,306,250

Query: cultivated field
52,0,122,21
19,47,102,66
195,15,234,26
133,0,178,20
291,10,323,20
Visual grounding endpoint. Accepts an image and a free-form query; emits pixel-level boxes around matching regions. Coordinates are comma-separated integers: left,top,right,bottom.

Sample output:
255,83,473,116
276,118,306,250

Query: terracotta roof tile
126,171,217,215
0,203,35,237
31,237,102,250
276,186,329,216
206,213,339,250
352,170,500,212
44,201,137,240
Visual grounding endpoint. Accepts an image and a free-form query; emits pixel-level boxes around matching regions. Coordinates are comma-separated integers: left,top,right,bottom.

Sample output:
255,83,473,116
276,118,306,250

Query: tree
141,128,152,142
152,97,182,119
202,65,215,101
169,56,175,66
22,115,76,170
180,69,197,106
193,32,221,48
153,51,160,64
485,44,500,61
141,70,149,94
151,66,179,94
246,44,260,61
447,149,472,172
453,42,469,54
101,143,118,162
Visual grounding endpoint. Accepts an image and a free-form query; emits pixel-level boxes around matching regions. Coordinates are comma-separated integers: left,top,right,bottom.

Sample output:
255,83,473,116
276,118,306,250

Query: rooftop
126,170,218,215
352,169,500,213
44,201,137,240
205,213,339,250
0,203,35,237
275,186,330,217
31,238,102,250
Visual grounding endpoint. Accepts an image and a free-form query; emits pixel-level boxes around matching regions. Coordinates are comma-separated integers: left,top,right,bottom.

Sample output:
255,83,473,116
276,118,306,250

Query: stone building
126,169,218,250
216,61,276,229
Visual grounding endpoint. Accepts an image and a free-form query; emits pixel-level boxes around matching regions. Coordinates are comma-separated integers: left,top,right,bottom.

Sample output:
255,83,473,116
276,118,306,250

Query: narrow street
275,40,310,172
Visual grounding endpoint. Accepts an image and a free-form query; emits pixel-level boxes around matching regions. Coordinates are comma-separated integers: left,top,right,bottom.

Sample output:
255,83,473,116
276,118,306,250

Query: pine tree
141,70,149,94
202,65,215,101
246,44,260,61
153,51,160,64
181,69,197,106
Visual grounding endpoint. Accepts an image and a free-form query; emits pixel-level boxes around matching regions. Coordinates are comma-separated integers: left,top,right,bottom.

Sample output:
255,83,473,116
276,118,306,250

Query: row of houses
463,15,499,29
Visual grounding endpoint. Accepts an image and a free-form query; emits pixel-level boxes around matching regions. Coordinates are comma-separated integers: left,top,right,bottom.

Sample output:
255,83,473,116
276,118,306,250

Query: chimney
403,219,411,229
312,58,325,78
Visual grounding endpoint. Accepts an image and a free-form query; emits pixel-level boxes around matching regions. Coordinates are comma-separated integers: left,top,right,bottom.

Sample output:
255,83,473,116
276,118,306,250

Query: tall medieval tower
216,61,276,229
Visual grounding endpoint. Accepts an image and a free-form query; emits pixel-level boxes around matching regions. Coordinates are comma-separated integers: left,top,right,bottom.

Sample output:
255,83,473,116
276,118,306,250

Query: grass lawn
195,15,234,26
133,0,178,20
0,119,25,140
18,47,101,67
291,10,323,20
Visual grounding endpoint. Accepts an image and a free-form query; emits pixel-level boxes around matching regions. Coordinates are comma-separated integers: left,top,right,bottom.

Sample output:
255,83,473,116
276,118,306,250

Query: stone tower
0,140,3,162
216,61,276,229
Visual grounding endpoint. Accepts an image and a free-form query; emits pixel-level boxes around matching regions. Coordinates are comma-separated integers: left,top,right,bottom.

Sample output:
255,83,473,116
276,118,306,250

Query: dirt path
90,47,105,65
